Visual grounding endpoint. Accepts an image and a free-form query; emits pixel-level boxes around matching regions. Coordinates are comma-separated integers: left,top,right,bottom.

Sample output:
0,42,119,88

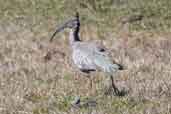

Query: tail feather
116,64,124,70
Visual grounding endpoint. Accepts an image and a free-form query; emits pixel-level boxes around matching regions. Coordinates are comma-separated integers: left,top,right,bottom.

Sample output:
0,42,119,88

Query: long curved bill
49,24,66,42
49,19,76,42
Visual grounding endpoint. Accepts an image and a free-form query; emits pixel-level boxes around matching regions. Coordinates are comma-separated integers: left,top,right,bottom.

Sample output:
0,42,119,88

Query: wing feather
72,41,120,74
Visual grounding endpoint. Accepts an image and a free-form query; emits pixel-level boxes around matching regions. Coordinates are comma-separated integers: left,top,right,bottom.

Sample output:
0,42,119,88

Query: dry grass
0,21,171,114
1,0,171,114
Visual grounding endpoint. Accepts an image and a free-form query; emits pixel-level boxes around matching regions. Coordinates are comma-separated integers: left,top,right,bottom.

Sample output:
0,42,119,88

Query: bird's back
72,41,122,75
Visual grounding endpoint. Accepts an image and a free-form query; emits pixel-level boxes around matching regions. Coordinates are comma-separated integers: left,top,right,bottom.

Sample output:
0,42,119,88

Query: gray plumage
50,12,123,95
72,41,121,74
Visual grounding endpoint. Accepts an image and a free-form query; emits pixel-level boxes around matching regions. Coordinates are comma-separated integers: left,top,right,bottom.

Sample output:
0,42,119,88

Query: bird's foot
104,85,120,96
105,86,129,97
112,87,120,96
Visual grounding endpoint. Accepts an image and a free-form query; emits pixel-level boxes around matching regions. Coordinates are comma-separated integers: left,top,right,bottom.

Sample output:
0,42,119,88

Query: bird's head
50,12,80,42
66,12,80,29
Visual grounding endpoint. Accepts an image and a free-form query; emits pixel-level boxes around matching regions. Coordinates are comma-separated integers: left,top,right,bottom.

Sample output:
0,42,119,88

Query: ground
0,0,171,114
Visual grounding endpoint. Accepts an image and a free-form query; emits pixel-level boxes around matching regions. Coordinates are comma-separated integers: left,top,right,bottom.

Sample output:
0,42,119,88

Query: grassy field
0,0,171,114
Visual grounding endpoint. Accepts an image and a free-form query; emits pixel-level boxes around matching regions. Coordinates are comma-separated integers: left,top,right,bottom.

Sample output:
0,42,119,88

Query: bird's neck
69,28,81,46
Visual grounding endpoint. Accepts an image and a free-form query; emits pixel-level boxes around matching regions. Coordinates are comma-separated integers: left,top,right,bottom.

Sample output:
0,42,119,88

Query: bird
49,12,123,95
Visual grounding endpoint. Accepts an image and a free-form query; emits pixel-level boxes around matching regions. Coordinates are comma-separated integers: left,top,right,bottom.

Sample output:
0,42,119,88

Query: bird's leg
87,75,93,96
89,76,93,95
110,75,120,95
89,76,93,90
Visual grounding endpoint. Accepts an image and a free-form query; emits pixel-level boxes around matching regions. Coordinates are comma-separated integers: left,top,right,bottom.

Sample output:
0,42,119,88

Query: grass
1,0,171,32
0,0,171,114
